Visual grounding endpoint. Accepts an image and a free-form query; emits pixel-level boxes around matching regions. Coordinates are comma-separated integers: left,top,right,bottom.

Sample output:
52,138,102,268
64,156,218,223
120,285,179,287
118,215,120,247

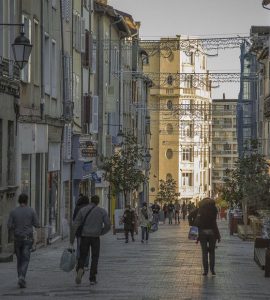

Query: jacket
70,203,111,243
198,204,220,241
122,209,135,231
139,207,152,227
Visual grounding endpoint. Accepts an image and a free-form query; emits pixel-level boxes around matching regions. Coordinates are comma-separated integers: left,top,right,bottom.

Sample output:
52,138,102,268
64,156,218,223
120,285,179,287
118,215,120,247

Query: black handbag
76,205,96,237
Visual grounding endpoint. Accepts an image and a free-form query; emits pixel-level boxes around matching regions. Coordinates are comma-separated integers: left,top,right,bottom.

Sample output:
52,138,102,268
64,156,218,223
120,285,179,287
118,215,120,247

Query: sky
108,0,270,98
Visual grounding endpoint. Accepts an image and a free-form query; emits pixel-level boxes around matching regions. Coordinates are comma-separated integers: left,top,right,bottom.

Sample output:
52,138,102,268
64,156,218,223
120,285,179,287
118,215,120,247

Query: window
61,0,71,22
166,173,172,180
166,149,173,159
167,74,173,85
73,12,85,53
44,34,50,94
166,123,173,134
224,105,230,110
167,100,173,110
90,96,99,133
7,121,14,185
186,75,193,88
51,40,57,98
182,173,193,186
182,147,193,162
21,15,31,83
21,154,31,201
34,19,40,85
111,46,119,74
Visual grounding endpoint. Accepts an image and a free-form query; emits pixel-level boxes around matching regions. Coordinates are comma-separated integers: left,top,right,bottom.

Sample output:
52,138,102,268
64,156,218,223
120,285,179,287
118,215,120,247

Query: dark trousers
141,226,149,241
125,229,134,241
78,236,100,280
14,239,33,279
199,230,216,273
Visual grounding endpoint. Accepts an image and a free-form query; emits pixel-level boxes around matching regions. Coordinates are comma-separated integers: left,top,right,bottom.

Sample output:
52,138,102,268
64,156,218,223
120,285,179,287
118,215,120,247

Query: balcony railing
0,56,20,97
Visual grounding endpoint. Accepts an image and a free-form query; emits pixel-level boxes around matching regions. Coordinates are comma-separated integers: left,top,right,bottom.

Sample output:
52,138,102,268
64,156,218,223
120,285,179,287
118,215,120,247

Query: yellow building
142,36,212,204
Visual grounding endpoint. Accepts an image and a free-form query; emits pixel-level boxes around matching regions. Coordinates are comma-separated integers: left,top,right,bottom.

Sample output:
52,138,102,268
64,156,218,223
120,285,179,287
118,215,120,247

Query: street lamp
0,23,32,69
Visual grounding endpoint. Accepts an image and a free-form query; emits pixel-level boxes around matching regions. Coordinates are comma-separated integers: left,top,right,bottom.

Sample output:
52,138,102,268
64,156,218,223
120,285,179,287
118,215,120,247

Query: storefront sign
78,136,97,161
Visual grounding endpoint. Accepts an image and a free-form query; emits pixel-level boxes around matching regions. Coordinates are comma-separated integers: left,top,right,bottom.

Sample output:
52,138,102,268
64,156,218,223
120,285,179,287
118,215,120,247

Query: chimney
96,0,108,5
223,93,225,100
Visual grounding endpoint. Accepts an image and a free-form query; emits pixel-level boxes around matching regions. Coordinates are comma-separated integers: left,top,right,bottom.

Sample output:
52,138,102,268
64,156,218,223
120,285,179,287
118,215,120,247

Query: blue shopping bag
188,226,199,240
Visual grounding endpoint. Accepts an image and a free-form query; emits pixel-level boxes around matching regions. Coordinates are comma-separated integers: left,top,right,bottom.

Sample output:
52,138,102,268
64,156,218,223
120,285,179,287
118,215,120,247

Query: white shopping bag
60,248,76,272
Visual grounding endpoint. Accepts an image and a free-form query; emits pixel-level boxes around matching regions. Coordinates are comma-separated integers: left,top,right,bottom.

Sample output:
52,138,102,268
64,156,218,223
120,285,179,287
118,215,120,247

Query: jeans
78,236,100,280
153,213,159,230
141,226,149,241
175,211,180,224
168,212,173,224
76,237,90,267
14,238,33,279
199,229,216,273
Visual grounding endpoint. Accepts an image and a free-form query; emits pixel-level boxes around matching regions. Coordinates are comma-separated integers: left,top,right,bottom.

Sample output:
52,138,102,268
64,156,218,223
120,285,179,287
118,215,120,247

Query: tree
156,178,179,205
221,140,270,237
102,133,147,206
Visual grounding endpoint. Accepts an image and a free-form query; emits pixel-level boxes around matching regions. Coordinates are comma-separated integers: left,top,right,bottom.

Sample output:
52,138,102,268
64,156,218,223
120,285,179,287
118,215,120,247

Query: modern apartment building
143,36,212,204
212,96,238,196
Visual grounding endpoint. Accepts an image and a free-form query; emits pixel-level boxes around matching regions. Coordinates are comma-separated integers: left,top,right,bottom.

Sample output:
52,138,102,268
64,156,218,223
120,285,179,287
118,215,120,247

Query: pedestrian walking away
174,200,181,224
167,201,175,225
151,201,161,231
139,202,152,243
73,195,90,269
122,205,136,243
182,201,187,221
7,193,39,289
163,203,168,224
197,198,221,276
70,195,111,285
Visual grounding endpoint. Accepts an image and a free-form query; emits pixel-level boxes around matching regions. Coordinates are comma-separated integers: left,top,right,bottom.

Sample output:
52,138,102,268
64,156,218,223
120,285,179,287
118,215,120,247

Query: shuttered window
90,96,99,133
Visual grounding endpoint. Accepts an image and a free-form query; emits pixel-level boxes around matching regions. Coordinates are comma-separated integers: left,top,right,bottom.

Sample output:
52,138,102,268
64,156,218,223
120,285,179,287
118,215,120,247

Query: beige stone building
212,96,238,196
143,36,212,204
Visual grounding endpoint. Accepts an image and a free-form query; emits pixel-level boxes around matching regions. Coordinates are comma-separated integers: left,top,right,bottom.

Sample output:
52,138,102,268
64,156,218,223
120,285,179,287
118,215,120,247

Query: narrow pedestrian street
0,220,269,300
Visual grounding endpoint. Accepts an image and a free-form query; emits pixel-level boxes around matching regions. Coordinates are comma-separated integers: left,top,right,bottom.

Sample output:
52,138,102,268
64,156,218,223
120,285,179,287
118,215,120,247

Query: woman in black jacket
198,198,221,276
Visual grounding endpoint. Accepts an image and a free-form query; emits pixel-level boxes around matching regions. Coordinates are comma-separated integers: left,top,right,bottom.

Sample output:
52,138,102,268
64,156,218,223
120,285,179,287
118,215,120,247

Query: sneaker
75,268,84,284
141,240,144,243
202,272,208,276
211,271,216,276
18,277,26,288
132,238,135,242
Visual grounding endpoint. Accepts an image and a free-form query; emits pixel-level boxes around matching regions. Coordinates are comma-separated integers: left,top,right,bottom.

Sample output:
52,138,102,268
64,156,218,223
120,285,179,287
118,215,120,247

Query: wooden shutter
84,95,91,124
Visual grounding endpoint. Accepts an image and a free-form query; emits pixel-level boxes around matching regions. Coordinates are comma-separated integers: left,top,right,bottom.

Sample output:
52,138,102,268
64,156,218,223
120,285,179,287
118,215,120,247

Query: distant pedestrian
167,201,175,225
70,195,111,285
139,202,152,243
73,195,90,269
182,201,187,220
7,194,39,288
151,201,161,231
122,205,136,243
174,200,181,224
163,203,168,224
197,198,221,276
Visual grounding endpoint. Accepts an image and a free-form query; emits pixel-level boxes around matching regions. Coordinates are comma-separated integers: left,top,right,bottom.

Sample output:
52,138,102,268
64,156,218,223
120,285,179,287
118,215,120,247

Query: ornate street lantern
12,31,32,70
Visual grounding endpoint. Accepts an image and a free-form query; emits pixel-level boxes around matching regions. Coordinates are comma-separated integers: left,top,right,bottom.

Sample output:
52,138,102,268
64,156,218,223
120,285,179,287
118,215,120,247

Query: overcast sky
108,0,270,98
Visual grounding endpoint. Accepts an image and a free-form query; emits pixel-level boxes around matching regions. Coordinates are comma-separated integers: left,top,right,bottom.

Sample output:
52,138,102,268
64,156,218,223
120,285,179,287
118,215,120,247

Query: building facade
143,36,212,205
212,96,238,196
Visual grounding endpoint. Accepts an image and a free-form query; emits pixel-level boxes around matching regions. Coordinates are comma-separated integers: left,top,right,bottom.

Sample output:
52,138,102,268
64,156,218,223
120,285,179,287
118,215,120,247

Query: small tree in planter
102,133,148,207
156,178,179,206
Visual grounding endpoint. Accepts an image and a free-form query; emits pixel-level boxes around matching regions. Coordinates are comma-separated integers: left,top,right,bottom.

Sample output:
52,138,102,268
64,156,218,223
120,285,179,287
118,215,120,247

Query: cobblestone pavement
0,220,269,300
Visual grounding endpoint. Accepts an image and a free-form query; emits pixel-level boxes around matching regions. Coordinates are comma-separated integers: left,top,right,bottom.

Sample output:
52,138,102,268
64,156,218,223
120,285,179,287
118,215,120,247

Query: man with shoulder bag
70,195,111,285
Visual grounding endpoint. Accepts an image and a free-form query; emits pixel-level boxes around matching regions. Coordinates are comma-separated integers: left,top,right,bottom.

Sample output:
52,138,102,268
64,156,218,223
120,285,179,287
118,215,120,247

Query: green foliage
156,178,179,204
221,140,270,209
101,133,147,203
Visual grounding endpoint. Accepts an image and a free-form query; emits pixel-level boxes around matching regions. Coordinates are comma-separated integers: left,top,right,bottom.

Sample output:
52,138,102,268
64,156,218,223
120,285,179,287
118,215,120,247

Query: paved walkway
0,220,269,300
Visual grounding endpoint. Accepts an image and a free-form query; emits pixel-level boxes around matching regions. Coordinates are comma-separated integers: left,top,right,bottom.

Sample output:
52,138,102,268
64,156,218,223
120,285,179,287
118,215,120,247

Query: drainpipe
40,0,45,119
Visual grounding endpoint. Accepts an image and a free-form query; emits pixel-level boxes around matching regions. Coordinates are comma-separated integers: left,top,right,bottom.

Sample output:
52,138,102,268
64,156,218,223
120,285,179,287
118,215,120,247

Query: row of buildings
0,0,151,253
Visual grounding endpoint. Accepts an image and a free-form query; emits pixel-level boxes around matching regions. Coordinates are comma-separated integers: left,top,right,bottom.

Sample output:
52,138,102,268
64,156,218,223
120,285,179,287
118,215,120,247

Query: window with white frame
21,14,31,83
51,40,57,98
182,172,193,186
44,33,50,94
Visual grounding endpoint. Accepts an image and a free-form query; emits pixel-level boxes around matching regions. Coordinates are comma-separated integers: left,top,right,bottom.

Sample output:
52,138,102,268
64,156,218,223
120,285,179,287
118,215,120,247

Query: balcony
0,57,20,97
